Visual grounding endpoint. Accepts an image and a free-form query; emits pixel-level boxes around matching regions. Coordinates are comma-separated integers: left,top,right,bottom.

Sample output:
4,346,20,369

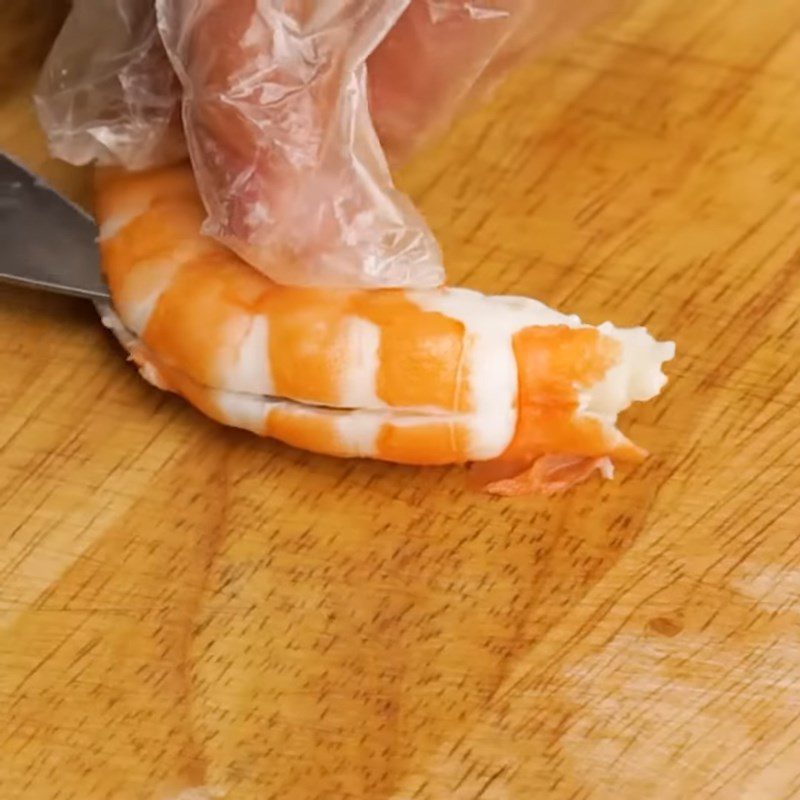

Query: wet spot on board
646,616,684,637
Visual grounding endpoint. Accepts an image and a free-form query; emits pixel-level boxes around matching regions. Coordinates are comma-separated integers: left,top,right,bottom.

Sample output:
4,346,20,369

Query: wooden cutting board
2,1,800,798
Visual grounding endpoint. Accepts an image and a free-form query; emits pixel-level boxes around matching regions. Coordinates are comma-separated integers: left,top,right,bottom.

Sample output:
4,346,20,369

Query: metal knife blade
0,152,109,301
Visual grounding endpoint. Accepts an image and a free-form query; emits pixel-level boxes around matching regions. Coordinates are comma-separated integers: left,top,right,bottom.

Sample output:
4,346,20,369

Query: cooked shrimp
94,162,674,494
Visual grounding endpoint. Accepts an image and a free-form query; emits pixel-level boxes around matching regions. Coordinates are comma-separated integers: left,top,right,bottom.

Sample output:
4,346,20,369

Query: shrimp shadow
158,412,663,797
0,283,98,328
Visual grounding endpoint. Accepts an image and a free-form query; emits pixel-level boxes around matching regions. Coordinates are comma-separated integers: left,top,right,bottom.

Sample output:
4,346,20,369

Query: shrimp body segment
96,164,675,493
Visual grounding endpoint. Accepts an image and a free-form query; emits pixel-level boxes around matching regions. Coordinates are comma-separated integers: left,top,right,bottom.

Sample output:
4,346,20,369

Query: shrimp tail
470,454,616,497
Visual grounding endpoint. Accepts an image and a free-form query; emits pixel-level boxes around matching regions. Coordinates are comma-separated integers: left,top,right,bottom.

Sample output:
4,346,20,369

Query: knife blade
0,152,109,301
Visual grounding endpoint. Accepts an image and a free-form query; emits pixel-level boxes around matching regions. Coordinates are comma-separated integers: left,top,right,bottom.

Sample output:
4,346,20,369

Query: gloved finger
156,0,444,288
36,0,184,170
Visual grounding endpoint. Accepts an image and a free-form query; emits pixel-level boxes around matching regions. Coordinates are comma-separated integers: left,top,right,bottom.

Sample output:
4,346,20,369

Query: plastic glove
36,0,622,288
156,0,443,287
35,0,185,171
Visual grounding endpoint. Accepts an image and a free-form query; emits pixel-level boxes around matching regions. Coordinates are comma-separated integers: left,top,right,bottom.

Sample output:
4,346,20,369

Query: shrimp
94,162,675,495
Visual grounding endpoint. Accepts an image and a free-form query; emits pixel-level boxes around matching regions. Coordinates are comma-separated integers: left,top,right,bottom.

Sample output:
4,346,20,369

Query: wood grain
2,1,800,798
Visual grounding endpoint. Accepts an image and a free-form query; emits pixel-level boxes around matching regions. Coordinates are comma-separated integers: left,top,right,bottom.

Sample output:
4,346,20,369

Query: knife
0,152,109,301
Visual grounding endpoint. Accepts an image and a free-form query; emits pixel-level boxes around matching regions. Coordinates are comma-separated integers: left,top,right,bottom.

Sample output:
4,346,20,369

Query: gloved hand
37,0,622,288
